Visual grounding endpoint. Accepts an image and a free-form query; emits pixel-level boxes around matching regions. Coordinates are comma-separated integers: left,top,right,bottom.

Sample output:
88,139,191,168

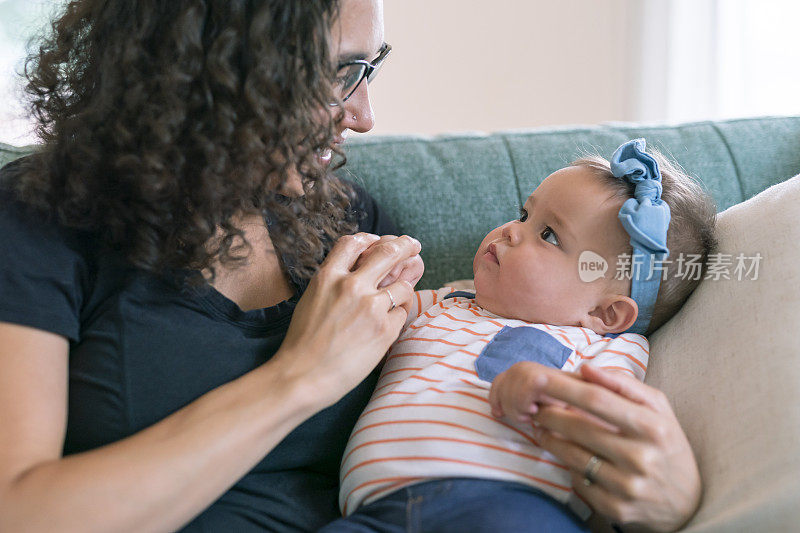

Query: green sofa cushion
4,116,800,288
341,116,800,288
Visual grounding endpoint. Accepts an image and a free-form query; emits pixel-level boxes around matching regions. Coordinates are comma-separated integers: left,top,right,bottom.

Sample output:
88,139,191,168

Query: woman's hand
490,363,701,532
275,232,421,407
355,234,424,290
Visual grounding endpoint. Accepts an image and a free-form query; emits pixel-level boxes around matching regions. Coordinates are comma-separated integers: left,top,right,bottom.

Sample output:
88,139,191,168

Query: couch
3,115,799,531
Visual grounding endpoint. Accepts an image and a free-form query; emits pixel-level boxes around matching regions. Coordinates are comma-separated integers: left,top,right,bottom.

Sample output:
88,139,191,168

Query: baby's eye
541,226,560,246
518,207,528,222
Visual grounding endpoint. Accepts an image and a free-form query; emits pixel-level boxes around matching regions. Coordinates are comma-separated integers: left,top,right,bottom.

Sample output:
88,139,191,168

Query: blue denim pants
318,478,589,533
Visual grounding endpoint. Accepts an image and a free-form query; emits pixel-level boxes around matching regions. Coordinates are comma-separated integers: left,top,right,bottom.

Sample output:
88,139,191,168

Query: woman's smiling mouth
318,133,348,165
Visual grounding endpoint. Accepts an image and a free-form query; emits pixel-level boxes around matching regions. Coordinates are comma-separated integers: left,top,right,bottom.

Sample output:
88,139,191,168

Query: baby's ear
580,295,638,334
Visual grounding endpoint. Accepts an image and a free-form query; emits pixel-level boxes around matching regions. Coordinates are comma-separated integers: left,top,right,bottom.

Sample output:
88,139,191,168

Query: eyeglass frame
330,42,392,106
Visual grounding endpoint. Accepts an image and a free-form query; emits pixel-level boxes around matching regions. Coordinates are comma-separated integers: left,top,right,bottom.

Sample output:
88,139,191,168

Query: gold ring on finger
583,455,603,487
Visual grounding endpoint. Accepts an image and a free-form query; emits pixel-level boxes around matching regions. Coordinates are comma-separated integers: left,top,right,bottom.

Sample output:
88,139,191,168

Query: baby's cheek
515,258,548,287
517,267,568,309
505,266,543,304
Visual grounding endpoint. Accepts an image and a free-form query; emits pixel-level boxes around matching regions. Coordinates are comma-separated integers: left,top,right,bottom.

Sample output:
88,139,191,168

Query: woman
0,0,700,531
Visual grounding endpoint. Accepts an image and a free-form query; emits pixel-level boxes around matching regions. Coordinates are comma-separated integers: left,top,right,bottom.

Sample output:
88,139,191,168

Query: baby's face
473,165,631,326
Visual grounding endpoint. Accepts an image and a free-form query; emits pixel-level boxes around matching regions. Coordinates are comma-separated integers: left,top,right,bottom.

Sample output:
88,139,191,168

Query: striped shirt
339,288,649,517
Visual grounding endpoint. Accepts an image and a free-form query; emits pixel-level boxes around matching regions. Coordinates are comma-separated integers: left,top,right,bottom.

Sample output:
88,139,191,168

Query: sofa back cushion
342,117,800,288
647,174,800,531
4,116,800,289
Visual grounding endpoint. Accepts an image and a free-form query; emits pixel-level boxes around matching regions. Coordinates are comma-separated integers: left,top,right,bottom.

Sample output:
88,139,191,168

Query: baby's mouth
485,242,500,264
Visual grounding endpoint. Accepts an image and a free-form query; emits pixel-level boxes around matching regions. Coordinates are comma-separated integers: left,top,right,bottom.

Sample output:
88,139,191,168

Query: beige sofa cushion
648,174,800,531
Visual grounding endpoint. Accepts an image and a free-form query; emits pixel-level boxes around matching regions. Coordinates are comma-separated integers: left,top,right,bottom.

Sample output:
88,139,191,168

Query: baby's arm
488,361,570,423
488,334,649,422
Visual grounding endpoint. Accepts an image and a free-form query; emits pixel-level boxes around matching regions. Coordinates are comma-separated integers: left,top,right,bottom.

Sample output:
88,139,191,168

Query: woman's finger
355,235,397,269
569,471,637,525
533,405,646,471
536,428,648,515
385,254,425,289
353,235,421,285
321,232,382,272
377,263,403,289
567,454,635,505
379,279,413,312
379,279,414,329
580,364,670,414
521,369,655,438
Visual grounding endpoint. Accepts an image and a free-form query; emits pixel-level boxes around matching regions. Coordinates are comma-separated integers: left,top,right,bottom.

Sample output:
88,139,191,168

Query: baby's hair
571,149,718,335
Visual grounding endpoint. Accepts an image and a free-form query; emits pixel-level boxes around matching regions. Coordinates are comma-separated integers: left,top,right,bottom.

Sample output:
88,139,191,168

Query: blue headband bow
610,139,671,335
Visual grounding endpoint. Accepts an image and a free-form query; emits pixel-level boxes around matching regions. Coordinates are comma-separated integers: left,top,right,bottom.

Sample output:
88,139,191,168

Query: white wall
0,0,54,145
632,0,800,124
370,0,638,136
3,0,800,143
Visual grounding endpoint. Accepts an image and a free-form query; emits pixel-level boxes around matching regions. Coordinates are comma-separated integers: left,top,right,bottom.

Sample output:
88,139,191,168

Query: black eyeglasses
330,43,392,105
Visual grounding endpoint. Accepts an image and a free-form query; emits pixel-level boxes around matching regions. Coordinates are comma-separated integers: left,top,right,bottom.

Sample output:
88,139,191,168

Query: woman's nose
340,82,375,133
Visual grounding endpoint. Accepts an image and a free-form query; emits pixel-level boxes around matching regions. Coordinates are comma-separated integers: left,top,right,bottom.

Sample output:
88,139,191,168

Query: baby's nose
501,224,519,244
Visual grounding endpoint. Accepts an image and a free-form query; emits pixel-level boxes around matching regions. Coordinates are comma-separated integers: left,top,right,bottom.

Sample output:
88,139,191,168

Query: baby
322,139,717,532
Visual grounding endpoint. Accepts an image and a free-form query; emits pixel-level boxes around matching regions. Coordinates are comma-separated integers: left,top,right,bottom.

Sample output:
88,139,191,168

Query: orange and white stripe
340,288,649,518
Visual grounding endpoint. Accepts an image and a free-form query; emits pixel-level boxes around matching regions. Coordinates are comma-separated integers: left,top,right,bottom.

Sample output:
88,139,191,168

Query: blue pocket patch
475,326,573,382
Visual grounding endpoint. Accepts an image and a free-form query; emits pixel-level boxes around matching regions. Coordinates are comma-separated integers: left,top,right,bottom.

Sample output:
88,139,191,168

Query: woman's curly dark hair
12,0,357,283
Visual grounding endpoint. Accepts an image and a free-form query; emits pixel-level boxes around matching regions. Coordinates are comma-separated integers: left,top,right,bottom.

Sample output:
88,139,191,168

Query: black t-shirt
0,159,397,532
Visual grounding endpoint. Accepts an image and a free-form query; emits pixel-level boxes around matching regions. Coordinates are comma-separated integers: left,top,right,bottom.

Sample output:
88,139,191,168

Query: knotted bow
610,139,671,335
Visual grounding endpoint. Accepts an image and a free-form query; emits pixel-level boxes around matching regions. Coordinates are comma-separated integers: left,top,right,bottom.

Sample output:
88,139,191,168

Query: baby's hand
488,362,574,422
355,234,425,289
